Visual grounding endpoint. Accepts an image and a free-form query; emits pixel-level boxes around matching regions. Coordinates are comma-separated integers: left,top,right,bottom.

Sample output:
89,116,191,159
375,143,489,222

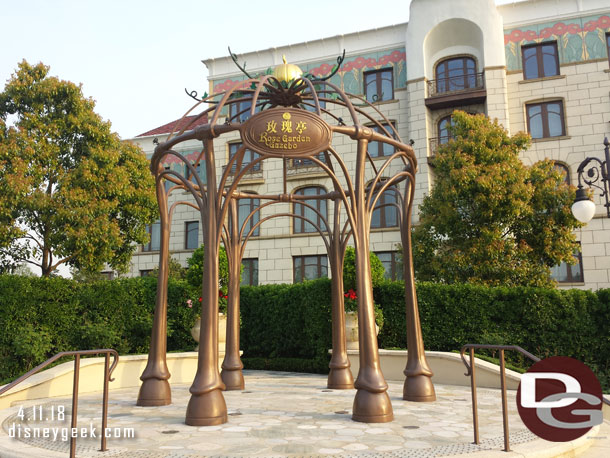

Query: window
607,33,610,65
364,68,393,102
142,221,160,252
164,166,172,193
553,162,570,186
185,161,206,185
435,57,476,93
228,142,260,172
526,101,565,139
229,99,252,123
303,85,327,111
292,152,326,168
522,42,559,80
551,244,584,283
139,269,153,277
241,258,259,286
293,186,327,233
185,221,199,250
438,115,455,145
238,194,260,237
375,251,403,281
368,123,396,158
293,255,328,283
371,186,399,229
100,271,115,280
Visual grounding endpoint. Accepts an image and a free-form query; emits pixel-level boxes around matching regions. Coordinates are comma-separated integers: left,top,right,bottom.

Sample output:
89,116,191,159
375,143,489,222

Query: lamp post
571,137,610,223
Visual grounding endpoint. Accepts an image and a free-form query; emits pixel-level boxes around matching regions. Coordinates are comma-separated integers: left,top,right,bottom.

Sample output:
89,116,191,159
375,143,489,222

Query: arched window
371,184,399,229
553,162,570,185
293,186,327,234
435,56,477,94
238,192,260,237
438,115,455,145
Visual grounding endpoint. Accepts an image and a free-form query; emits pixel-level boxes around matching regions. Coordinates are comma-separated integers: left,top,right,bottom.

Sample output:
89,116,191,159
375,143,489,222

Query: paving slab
0,371,604,457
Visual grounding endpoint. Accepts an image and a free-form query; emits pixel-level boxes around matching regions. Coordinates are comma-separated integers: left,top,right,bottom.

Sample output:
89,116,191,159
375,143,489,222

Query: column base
403,374,436,402
327,367,354,389
185,389,228,426
352,389,393,423
137,378,171,406
221,368,245,391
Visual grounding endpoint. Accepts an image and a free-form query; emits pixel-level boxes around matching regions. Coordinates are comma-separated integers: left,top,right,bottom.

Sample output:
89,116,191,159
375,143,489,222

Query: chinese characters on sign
242,108,330,157
258,113,311,150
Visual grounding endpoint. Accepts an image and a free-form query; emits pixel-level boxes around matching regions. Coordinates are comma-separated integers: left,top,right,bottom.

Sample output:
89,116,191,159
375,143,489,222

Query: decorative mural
504,14,610,71
211,48,407,98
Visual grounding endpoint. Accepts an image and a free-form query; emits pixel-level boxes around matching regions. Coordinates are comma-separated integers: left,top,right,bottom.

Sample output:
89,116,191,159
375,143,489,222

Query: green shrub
374,282,608,389
1,273,608,392
343,247,385,292
0,275,197,384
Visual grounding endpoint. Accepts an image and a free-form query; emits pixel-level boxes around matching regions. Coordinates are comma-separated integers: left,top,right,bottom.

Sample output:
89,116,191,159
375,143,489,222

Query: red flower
344,289,357,300
198,297,202,302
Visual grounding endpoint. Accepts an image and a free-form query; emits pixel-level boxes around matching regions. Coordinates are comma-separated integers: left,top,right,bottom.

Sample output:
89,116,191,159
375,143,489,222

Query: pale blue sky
1,0,521,139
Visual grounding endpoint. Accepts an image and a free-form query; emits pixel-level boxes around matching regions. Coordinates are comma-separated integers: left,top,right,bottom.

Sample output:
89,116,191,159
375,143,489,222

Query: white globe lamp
571,188,596,223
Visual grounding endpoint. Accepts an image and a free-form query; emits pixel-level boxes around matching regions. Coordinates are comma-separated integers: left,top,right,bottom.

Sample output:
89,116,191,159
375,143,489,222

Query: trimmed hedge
239,279,332,373
375,281,610,388
0,275,198,384
1,275,608,390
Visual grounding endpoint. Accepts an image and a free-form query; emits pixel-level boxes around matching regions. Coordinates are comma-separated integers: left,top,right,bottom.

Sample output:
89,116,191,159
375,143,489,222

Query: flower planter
345,310,379,351
191,313,227,351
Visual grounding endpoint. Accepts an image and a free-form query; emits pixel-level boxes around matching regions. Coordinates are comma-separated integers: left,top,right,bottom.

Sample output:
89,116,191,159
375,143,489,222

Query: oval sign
242,108,331,158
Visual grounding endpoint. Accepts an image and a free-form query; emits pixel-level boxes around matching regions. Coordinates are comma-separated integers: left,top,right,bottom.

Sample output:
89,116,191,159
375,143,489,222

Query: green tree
412,111,580,287
0,61,157,276
342,246,385,292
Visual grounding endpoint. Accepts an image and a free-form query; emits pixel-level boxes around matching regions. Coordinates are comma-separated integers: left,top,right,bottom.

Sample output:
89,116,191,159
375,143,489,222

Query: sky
0,0,522,140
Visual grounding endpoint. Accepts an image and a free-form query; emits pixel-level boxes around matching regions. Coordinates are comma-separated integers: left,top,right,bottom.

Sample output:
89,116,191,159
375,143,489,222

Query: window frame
237,193,260,237
363,68,394,102
375,251,403,281
142,221,161,252
434,56,477,94
241,258,259,286
525,100,566,139
437,115,455,145
228,142,261,172
551,243,584,284
370,185,399,229
521,41,560,80
184,220,199,250
293,186,328,234
368,122,397,158
229,99,252,123
293,255,328,283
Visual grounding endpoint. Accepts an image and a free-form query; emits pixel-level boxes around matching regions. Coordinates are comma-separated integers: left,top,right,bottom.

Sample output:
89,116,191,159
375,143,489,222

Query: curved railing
460,344,609,452
0,349,119,458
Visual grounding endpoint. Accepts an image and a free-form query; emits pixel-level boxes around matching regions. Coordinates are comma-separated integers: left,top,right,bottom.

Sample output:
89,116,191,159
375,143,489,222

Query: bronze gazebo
136,54,435,425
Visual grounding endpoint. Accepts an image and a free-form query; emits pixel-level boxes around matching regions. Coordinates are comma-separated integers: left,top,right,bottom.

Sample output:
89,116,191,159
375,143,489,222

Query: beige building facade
127,0,610,290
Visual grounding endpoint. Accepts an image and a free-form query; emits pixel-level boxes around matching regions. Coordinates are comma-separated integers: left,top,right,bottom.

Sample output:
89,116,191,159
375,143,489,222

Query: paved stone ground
0,370,558,457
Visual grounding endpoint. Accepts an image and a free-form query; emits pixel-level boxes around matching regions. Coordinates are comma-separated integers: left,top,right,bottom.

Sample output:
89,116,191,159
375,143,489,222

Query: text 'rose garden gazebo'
136,51,436,425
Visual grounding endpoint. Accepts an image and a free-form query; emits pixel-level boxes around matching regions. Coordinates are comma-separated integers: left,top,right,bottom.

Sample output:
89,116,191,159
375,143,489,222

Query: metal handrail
0,349,119,458
460,344,609,452
460,344,539,452
427,71,485,97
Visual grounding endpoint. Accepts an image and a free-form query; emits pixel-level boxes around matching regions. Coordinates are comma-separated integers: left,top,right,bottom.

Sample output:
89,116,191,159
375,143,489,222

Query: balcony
286,155,327,178
425,72,486,110
222,162,264,184
428,136,451,155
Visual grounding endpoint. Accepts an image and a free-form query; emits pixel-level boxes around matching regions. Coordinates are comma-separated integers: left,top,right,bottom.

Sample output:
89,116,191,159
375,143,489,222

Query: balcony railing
428,136,451,154
286,156,327,177
425,72,486,109
222,162,264,183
